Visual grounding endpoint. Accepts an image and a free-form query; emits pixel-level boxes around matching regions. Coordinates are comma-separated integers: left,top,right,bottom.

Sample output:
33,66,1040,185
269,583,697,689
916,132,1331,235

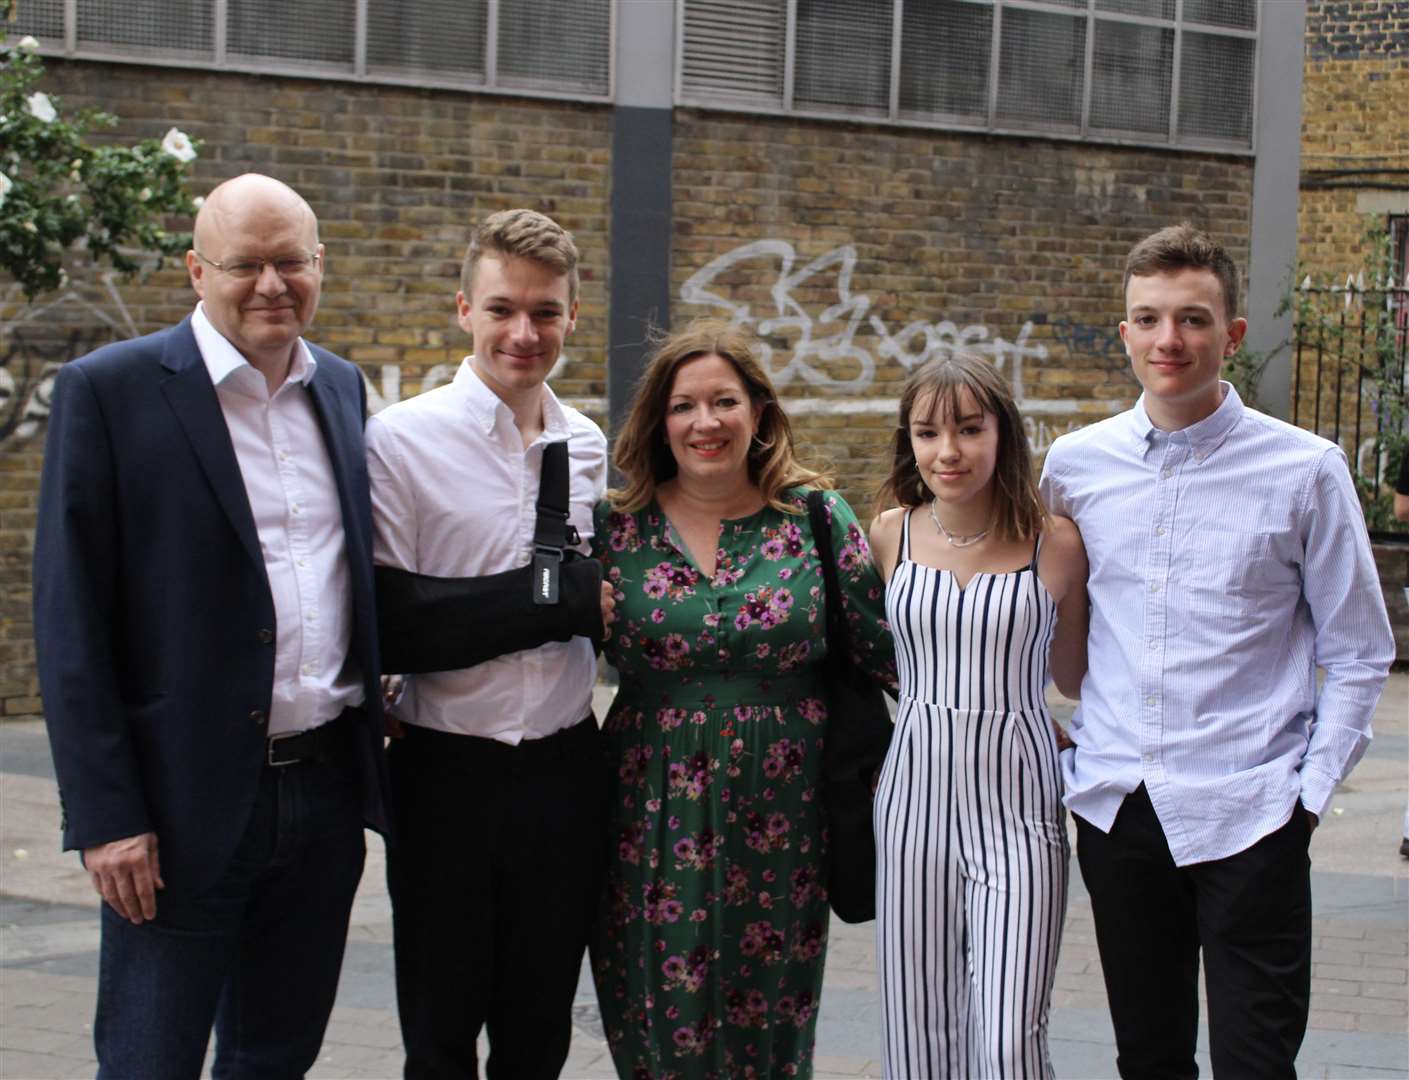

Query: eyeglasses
194,250,321,280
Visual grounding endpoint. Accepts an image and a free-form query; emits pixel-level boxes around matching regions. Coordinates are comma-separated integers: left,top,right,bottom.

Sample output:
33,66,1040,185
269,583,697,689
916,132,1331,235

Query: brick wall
0,60,612,722
1,60,1260,721
669,108,1253,517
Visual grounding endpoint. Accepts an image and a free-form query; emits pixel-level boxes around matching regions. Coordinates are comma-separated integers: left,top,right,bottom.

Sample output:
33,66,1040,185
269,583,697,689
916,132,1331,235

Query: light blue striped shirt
1040,385,1394,865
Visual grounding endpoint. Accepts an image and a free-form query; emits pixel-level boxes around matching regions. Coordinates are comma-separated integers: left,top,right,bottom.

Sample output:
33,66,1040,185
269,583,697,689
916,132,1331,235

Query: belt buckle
267,731,302,767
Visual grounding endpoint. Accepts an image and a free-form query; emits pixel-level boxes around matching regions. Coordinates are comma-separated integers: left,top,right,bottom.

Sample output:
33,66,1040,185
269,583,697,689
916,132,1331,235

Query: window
679,0,1259,152
9,0,613,103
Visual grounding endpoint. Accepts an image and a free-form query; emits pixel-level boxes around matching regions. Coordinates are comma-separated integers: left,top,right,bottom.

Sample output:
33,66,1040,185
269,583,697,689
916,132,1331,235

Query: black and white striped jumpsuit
875,511,1068,1078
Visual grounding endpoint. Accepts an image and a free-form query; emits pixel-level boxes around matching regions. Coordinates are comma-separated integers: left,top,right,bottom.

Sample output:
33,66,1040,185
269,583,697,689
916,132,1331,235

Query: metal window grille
1177,29,1255,143
10,0,612,104
365,1,488,83
1089,18,1173,135
227,1,356,68
898,0,992,121
996,8,1086,130
793,0,893,116
676,0,1259,153
78,0,213,56
498,0,611,96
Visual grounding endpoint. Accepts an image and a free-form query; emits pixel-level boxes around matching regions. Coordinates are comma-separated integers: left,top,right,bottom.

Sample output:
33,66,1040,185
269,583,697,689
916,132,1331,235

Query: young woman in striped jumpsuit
868,354,1089,1078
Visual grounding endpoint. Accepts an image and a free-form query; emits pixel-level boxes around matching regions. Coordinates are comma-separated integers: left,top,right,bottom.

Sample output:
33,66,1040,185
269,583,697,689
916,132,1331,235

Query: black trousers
387,716,607,1080
1075,784,1313,1080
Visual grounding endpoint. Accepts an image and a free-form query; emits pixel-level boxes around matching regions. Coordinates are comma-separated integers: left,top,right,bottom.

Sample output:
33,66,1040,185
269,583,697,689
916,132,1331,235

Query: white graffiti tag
680,240,1048,398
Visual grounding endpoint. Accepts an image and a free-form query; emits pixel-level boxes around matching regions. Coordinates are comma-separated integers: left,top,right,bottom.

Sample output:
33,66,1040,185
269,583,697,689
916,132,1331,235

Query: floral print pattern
591,488,894,1080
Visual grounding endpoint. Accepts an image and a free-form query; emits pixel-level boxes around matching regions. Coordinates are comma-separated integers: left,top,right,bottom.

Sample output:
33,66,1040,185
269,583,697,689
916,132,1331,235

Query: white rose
192,195,205,209
0,171,11,209
160,127,197,163
26,92,56,123
16,36,40,53
138,187,152,202
22,220,37,233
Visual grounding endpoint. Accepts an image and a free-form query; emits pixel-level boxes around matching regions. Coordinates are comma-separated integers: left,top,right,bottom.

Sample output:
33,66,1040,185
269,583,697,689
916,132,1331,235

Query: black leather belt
266,707,357,767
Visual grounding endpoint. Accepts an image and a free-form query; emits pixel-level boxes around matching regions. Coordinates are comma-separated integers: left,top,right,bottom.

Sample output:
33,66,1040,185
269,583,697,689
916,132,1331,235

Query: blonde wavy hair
609,319,830,513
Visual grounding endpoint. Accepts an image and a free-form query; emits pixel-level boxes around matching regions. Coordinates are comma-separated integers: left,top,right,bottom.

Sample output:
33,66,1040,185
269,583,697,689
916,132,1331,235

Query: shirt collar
192,302,316,396
1126,381,1244,461
456,357,572,443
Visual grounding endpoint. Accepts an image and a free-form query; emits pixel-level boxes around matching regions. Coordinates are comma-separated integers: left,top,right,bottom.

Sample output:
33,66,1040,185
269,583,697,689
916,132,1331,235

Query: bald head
187,173,325,384
193,173,318,253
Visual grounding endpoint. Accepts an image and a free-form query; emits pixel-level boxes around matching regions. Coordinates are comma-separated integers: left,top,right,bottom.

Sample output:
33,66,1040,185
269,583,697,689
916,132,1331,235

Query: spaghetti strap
1030,531,1043,572
900,508,913,561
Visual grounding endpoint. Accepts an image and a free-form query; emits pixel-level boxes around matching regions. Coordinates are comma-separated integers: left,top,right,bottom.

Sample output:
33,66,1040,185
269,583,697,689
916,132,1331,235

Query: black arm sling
375,441,604,675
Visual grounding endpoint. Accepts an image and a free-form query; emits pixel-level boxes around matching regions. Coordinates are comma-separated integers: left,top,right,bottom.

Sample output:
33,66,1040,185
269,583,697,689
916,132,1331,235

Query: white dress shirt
1040,384,1393,865
192,303,362,735
365,359,607,744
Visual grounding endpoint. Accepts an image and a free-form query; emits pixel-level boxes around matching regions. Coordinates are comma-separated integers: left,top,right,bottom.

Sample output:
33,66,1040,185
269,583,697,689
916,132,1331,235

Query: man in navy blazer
33,173,389,1078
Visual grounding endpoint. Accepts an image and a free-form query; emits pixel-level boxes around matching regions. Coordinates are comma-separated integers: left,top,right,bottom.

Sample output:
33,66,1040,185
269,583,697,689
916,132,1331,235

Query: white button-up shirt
192,303,361,735
1040,384,1393,865
365,360,607,744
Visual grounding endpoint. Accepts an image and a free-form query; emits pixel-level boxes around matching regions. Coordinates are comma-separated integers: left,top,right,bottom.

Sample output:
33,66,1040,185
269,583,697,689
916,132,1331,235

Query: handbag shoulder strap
806,489,846,651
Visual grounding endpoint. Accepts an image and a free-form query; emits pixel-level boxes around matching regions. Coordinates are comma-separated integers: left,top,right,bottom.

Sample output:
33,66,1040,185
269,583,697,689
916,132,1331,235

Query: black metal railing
1290,277,1408,537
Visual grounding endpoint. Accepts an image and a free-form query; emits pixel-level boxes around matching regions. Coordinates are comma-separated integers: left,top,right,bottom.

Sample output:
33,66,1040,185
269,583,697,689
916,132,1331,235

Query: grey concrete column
609,0,675,436
1245,0,1307,419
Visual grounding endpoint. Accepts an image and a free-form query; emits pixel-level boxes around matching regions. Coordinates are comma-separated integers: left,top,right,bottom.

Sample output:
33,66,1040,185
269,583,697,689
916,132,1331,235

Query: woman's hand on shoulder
868,507,905,584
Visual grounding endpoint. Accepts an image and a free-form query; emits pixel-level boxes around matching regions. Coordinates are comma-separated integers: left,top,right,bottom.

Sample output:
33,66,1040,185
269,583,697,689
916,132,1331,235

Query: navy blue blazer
33,317,390,901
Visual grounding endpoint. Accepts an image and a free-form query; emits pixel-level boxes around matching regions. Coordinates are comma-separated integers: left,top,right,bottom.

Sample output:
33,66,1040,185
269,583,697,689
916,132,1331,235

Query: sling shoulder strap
531,440,577,605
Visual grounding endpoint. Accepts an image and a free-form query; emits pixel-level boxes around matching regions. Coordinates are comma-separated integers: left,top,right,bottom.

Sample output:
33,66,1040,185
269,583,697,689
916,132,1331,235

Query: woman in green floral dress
591,320,895,1079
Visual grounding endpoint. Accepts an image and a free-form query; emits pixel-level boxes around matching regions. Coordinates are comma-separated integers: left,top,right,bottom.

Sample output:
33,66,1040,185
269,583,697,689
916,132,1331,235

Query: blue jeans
94,737,366,1080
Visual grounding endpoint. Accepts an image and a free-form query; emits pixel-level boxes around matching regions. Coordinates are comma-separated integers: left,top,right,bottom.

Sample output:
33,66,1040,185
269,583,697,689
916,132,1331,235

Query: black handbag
376,441,603,674
806,490,894,925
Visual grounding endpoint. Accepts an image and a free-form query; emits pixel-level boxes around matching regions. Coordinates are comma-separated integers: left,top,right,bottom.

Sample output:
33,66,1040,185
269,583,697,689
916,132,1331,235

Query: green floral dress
590,488,895,1080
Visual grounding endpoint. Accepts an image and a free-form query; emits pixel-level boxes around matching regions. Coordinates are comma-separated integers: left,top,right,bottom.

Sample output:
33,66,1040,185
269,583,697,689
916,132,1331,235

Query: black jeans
1076,784,1313,1079
387,716,607,1080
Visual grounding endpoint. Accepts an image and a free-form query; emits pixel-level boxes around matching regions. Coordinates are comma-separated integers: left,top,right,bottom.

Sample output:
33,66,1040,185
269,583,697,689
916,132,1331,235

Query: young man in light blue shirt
1041,223,1393,1079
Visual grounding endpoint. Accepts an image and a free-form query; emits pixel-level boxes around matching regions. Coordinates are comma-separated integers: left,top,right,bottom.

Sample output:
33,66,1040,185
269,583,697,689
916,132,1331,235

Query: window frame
19,0,616,105
675,0,1260,155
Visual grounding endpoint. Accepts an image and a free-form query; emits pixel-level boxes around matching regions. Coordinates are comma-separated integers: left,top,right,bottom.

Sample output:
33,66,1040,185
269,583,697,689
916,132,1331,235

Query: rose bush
1,29,201,299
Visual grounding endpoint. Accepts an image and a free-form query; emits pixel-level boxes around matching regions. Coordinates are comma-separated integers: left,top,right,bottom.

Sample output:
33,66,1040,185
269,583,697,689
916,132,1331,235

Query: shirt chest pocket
1178,529,1273,617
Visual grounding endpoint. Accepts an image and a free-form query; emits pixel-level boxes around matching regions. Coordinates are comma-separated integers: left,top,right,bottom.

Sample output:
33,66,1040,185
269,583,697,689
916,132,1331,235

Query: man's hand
1305,807,1319,833
84,832,163,924
600,581,616,640
382,674,406,739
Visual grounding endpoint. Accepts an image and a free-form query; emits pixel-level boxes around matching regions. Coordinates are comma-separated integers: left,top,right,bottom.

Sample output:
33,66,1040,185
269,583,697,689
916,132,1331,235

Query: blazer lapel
158,321,264,573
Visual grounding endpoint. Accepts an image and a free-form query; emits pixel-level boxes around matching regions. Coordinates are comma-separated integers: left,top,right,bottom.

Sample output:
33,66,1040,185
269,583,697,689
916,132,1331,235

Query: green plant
0,28,201,300
1291,218,1407,534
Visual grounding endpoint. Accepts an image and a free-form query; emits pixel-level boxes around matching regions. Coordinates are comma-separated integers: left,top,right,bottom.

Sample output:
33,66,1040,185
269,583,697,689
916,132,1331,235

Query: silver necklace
929,501,989,548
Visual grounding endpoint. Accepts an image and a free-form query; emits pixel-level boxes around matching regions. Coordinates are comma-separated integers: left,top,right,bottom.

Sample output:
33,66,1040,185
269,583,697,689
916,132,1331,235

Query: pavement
2,677,1406,1080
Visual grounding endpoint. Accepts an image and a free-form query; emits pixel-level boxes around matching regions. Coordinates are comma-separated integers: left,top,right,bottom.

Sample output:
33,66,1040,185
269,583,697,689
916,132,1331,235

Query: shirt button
1161,468,1172,479
297,558,308,568
1143,753,1154,763
306,610,318,622
291,503,301,515
250,709,267,727
1156,526,1166,536
257,628,274,644
301,663,315,676
1150,583,1161,593
1145,695,1157,706
1148,640,1158,650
